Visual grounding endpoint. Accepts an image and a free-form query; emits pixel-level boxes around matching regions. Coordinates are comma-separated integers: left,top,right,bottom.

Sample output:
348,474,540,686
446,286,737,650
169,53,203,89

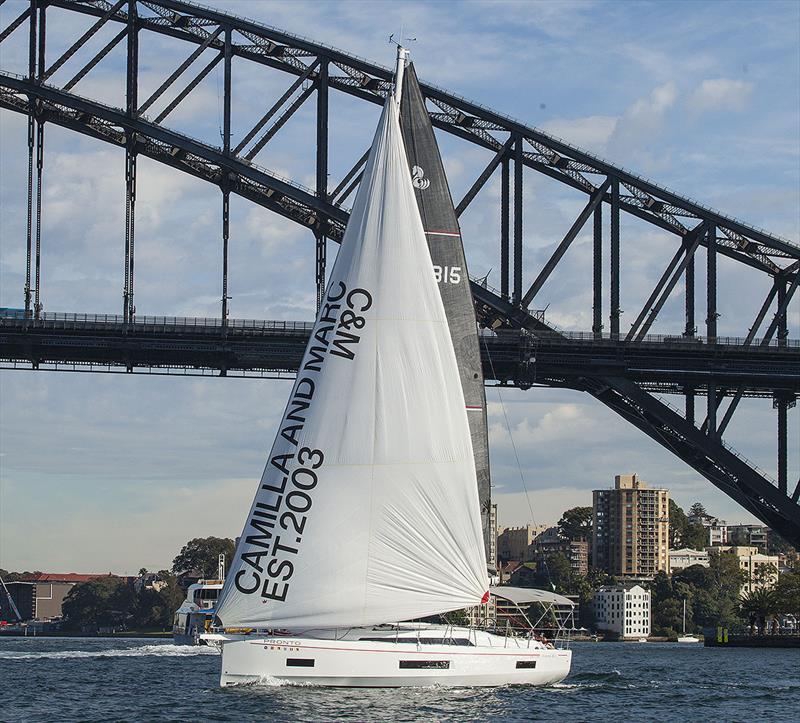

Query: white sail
216,91,488,631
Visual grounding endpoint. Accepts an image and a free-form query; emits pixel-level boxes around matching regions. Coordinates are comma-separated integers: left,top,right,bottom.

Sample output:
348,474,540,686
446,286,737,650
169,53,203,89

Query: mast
393,45,409,105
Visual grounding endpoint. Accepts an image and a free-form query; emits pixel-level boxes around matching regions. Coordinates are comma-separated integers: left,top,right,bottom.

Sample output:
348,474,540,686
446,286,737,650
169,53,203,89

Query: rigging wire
480,330,555,591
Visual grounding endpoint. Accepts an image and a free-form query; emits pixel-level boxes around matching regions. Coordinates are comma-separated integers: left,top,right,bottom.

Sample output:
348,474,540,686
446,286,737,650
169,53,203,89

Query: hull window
399,660,450,669
516,660,537,669
286,658,315,667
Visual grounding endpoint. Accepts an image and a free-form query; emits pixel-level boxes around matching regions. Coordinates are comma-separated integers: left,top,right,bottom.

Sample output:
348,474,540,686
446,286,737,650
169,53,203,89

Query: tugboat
172,555,225,646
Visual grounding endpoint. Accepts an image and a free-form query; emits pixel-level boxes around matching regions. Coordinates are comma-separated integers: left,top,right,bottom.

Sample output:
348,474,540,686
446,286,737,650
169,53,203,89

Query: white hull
210,626,571,688
677,635,700,643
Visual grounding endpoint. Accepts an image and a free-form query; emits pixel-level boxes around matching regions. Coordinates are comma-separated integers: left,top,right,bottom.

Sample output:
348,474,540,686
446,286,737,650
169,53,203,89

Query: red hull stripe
248,641,549,657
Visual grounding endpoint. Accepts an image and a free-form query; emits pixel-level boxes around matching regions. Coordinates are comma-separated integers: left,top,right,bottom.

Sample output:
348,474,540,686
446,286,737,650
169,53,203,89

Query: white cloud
539,115,618,154
690,78,754,112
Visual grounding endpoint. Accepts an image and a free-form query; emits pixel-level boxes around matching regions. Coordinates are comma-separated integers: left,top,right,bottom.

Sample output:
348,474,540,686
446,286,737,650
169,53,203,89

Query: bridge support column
610,178,620,339
221,26,232,326
34,117,44,319
501,154,509,302
776,396,789,495
24,0,38,318
123,0,138,323
706,222,717,340
315,60,329,310
512,134,523,306
592,203,602,337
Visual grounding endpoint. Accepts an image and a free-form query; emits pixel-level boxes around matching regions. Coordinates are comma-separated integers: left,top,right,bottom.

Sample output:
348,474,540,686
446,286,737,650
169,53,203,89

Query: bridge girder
1,0,799,543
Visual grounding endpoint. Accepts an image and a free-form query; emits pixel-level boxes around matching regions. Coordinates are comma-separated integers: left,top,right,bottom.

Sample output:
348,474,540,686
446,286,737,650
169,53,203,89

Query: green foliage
668,499,688,548
558,507,593,541
62,571,186,631
773,556,800,617
739,587,780,635
688,502,709,519
62,577,135,629
649,571,694,637
668,500,707,549
171,537,235,578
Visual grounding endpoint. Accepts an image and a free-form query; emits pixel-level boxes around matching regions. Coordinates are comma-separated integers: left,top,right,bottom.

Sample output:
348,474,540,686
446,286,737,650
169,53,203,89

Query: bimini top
490,586,575,607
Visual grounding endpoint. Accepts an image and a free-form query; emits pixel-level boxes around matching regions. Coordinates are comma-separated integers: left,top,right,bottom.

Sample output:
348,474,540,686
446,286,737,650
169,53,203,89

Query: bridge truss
0,0,799,543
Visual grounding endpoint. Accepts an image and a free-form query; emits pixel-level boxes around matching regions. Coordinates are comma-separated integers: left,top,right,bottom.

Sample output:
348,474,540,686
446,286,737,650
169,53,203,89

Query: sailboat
204,48,572,687
677,599,699,643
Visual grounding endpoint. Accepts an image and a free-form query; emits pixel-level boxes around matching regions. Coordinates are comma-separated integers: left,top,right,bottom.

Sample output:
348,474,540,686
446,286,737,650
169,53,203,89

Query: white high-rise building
592,584,651,639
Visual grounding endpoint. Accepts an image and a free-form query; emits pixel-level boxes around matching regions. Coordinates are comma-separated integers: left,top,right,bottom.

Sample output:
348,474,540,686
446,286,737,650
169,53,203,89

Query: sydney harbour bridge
0,1,798,544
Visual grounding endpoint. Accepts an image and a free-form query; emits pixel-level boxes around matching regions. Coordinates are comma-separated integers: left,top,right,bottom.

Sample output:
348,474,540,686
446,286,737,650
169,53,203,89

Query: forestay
216,90,489,631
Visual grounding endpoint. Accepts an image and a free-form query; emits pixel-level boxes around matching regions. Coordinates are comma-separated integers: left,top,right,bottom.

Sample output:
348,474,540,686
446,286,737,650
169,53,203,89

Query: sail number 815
433,265,462,284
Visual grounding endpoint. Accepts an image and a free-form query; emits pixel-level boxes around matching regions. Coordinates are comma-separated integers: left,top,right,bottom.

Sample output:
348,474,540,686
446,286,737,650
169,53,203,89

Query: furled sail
216,85,489,631
400,64,493,566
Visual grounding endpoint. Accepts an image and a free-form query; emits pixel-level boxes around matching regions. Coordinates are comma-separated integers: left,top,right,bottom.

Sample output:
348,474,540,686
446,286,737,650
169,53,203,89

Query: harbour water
1,637,798,721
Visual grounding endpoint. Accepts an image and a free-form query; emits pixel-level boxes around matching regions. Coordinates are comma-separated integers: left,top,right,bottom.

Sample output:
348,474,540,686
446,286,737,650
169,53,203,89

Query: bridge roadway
1,312,797,398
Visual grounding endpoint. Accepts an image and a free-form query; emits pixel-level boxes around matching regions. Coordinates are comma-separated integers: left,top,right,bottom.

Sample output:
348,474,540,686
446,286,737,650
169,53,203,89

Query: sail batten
216,94,488,631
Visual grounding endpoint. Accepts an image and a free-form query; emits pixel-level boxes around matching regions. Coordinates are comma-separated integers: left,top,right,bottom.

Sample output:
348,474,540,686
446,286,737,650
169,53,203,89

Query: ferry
172,579,223,646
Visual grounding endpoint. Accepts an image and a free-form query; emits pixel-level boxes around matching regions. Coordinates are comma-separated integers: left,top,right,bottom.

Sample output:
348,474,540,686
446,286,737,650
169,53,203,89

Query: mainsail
216,76,488,631
399,64,493,566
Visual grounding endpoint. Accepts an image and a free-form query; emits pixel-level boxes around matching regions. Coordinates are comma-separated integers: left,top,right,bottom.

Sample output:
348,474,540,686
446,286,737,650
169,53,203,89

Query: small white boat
677,599,700,643
206,46,572,688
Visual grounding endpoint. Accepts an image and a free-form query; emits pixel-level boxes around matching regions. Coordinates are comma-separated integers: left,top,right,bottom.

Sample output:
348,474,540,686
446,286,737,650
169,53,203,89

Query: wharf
705,633,800,648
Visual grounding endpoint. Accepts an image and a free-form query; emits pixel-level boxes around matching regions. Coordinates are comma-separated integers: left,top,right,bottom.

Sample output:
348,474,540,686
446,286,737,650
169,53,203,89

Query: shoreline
0,630,172,640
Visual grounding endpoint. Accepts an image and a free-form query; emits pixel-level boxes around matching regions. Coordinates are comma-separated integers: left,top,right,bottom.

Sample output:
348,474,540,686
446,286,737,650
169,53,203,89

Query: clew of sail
215,92,489,631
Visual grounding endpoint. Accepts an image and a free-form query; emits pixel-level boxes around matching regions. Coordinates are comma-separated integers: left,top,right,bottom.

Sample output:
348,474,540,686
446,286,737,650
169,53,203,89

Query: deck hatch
286,658,315,667
515,660,537,669
399,660,450,669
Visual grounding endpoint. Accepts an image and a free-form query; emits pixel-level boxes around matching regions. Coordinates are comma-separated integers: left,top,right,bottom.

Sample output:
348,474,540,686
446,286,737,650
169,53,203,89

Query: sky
0,0,798,573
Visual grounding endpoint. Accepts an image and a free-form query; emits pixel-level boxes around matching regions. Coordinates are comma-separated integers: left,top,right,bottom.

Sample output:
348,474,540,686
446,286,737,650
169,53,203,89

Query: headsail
399,64,493,567
216,63,488,631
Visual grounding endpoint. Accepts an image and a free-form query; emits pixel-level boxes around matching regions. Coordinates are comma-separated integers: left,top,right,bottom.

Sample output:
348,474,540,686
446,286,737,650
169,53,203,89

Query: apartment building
592,474,669,578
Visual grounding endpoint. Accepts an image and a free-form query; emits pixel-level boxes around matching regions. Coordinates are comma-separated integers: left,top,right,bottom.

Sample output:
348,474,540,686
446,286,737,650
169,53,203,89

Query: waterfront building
725,524,768,551
715,546,779,593
497,524,549,562
687,514,728,546
669,547,710,572
526,526,589,576
592,474,670,578
592,584,651,639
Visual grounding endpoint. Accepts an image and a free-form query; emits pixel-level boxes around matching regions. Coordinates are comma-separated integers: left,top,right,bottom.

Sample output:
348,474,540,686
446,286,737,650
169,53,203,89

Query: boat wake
0,644,219,660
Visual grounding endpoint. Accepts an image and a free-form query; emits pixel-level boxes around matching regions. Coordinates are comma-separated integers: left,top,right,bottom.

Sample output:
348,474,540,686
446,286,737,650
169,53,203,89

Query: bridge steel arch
1,0,799,544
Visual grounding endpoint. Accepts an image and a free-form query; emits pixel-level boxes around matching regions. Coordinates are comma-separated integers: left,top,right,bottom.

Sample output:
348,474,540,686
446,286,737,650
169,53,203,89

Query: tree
62,577,135,630
683,521,708,550
688,502,709,520
739,588,778,635
668,500,689,548
773,557,800,617
172,537,235,578
558,507,593,542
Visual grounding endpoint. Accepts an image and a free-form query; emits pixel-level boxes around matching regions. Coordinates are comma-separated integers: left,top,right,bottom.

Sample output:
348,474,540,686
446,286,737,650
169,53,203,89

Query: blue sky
0,0,798,572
